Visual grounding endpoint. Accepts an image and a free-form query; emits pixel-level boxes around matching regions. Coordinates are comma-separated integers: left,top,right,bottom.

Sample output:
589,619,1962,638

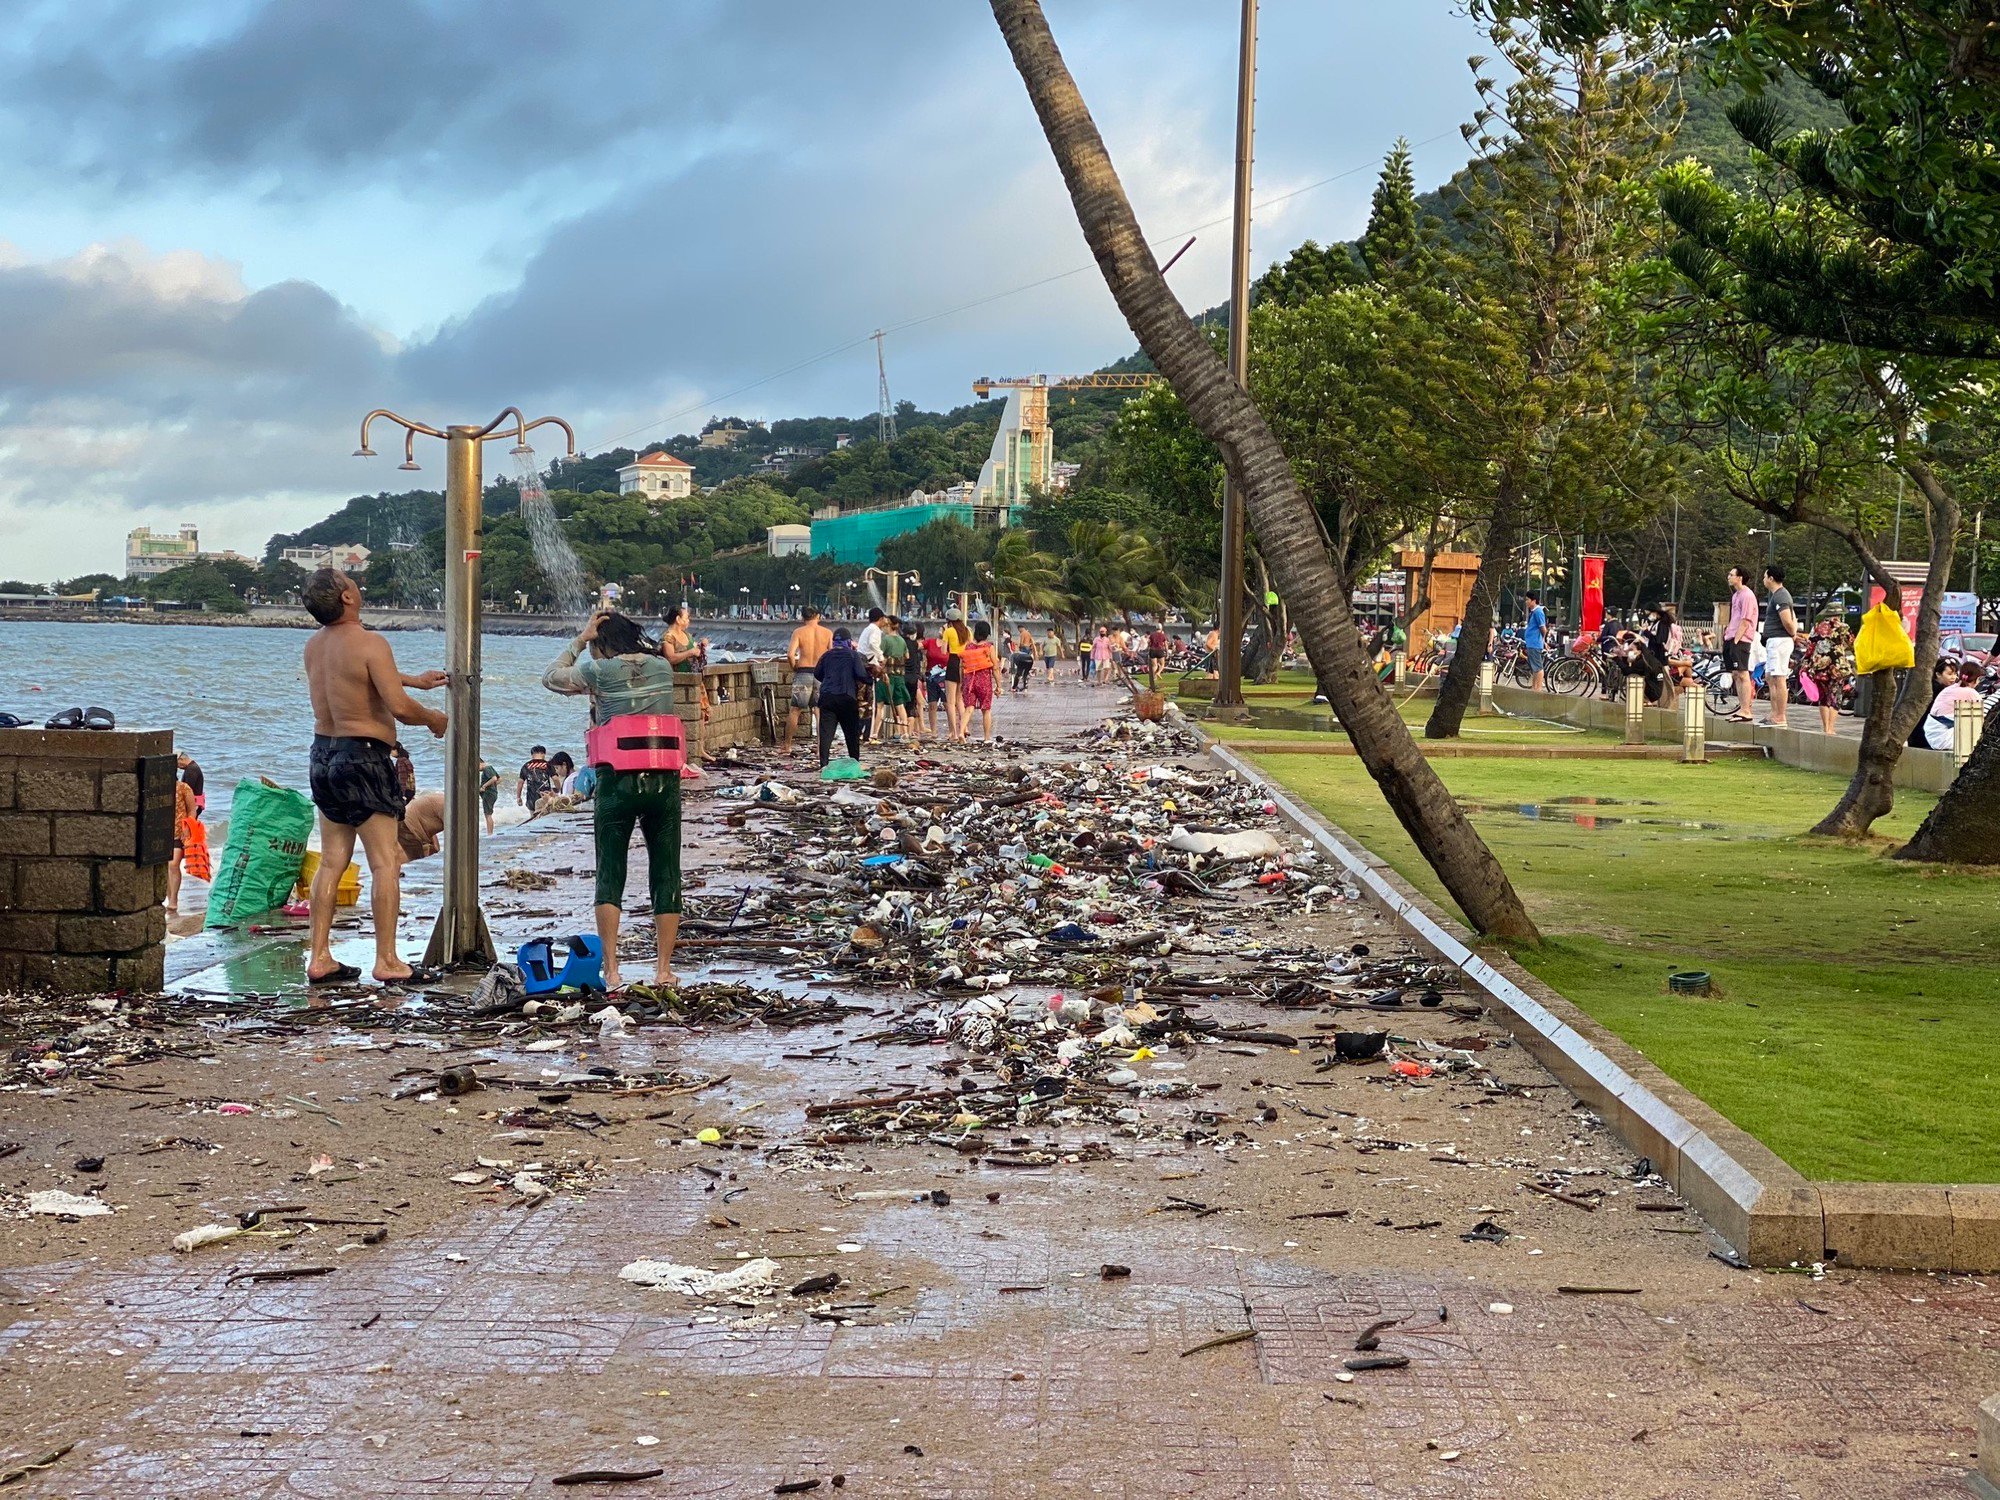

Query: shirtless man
784,605,833,753
300,568,447,985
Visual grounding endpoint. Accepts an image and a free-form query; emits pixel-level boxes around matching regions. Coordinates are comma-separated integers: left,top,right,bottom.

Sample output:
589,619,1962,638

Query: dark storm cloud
5,0,989,192
0,249,386,400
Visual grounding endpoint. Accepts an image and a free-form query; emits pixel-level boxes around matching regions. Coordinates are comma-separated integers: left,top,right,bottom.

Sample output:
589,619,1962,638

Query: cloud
2,0,988,196
0,1,1492,579
0,240,408,575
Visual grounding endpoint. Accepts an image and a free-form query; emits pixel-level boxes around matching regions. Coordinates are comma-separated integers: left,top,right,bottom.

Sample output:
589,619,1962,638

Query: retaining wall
0,728,174,993
1490,683,1958,791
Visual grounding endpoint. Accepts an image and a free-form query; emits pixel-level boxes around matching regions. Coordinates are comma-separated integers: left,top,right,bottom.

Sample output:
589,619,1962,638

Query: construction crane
970,373,1162,505
971,373,1161,399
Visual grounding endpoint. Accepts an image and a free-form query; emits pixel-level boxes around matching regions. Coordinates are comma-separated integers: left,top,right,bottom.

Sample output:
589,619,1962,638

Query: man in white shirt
855,607,885,743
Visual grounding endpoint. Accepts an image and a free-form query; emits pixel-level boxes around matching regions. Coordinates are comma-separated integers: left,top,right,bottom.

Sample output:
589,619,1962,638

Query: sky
0,0,1495,583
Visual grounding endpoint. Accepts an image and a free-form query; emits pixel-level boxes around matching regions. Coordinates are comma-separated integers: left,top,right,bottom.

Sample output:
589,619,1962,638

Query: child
960,622,999,743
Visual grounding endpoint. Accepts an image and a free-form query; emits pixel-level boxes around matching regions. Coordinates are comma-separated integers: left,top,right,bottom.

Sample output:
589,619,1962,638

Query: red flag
1580,555,1606,634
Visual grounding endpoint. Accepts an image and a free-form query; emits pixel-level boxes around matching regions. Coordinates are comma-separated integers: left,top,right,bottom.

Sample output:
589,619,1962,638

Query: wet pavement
3,677,1996,1498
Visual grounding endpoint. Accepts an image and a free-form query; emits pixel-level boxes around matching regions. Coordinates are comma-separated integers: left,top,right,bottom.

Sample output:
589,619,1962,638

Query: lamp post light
1748,527,1777,567
355,406,576,969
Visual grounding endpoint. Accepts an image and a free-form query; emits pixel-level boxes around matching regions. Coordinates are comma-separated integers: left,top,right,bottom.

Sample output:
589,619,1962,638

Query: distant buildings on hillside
766,524,812,558
124,525,261,579
280,542,372,573
617,449,695,501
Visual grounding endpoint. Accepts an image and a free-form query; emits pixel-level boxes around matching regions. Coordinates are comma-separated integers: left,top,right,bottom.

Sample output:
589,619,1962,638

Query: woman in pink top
1090,627,1112,687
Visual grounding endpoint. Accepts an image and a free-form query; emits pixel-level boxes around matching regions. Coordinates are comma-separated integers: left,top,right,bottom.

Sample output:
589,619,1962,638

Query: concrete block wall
677,663,773,751
0,728,173,994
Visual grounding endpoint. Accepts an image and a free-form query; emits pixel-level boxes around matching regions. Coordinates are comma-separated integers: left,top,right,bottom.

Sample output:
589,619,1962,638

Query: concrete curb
1206,739,2000,1272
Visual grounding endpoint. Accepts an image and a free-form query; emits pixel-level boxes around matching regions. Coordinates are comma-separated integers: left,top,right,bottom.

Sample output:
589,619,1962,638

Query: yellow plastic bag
1854,602,1915,674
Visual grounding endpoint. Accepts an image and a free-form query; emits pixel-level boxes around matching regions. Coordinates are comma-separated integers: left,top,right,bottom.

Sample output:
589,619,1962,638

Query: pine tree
1359,139,1420,282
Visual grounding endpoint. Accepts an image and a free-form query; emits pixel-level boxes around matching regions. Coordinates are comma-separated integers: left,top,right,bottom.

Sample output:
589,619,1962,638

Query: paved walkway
2,677,1993,1498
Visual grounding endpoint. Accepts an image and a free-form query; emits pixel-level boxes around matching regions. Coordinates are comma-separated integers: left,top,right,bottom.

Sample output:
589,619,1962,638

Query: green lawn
1246,751,2000,1183
1202,701,1621,747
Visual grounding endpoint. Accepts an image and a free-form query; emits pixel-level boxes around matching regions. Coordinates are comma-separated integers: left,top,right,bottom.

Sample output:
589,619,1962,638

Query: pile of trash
711,749,1386,1002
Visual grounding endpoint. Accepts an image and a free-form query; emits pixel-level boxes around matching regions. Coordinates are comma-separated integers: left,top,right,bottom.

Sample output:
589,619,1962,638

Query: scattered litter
173,1223,244,1252
25,1190,112,1218
618,1257,783,1298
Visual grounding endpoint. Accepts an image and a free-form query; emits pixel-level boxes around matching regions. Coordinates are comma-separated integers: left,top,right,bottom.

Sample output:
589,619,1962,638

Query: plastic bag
1854,603,1914,675
204,778,314,928
821,757,868,782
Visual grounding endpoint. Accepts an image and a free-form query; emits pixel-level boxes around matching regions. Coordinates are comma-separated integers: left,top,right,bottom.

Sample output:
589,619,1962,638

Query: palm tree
988,529,1070,614
987,0,1539,942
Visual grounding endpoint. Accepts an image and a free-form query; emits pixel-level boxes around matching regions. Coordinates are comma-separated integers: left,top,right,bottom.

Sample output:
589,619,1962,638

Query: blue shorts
1526,647,1546,673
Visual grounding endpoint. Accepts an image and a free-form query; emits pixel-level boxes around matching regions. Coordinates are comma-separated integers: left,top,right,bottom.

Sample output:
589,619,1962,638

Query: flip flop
0,713,24,729
376,965,444,987
83,706,115,730
44,706,83,730
307,962,363,987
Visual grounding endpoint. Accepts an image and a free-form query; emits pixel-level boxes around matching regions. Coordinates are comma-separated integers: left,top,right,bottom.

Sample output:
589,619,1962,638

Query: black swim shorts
309,735,410,827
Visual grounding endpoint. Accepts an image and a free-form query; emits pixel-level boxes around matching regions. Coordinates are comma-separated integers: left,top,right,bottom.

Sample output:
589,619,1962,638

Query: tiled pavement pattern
5,680,1997,1497
6,1178,1994,1498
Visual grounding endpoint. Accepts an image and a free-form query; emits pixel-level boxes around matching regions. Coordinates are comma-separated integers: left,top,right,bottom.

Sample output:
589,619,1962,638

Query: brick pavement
3,675,1995,1498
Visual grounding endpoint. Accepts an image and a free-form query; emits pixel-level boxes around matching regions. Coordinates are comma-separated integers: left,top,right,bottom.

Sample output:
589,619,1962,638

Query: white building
280,543,372,573
766,524,812,558
617,450,695,501
126,525,201,579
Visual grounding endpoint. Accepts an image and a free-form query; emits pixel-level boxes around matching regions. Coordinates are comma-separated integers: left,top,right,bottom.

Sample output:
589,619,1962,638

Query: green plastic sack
821,757,869,782
204,778,314,929
1854,602,1914,675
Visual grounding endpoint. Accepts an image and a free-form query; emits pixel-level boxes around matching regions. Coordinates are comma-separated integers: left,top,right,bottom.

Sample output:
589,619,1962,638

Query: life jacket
585,714,687,772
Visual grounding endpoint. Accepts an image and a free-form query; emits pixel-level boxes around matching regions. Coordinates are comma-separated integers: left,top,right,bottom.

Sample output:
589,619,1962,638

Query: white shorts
1763,636,1794,678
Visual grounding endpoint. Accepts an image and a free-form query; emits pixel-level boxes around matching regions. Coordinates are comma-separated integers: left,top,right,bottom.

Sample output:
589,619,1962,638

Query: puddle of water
1224,712,1336,736
1456,799,1721,832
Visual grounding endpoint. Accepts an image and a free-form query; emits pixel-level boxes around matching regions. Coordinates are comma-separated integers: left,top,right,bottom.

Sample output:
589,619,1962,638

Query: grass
1244,751,2000,1183
1198,699,1622,747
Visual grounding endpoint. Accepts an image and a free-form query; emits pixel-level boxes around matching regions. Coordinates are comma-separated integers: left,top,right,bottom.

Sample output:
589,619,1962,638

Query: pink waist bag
586,714,686,771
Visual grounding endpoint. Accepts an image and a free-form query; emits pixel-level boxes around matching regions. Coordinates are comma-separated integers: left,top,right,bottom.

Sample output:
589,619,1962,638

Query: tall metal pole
1216,0,1257,712
425,426,495,969
1669,498,1680,613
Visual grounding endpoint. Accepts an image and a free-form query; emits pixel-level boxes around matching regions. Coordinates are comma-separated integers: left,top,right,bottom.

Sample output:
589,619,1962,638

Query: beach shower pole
356,407,577,969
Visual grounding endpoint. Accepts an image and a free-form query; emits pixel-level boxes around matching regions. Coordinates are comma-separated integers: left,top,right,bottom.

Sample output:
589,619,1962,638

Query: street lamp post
355,406,575,969
1216,0,1258,714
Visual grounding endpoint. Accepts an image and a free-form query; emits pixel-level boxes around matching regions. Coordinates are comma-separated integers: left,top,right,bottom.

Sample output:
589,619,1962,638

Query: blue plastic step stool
557,934,606,992
517,938,562,995
516,935,607,995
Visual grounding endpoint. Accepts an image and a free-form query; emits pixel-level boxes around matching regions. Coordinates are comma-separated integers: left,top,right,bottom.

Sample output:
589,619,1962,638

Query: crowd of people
782,605,1002,764
219,564,1207,990
1505,561,1999,748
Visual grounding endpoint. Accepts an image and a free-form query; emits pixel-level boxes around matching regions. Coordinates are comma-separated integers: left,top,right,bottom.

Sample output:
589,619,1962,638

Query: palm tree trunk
1898,714,2000,860
1817,455,1957,836
1426,468,1519,739
989,0,1540,942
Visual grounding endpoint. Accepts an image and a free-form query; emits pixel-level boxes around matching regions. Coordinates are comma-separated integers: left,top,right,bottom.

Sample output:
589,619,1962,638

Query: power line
590,127,1460,453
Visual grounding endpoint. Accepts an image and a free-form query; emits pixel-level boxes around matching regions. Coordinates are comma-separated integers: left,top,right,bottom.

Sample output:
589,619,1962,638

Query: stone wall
0,728,173,994
678,663,777,751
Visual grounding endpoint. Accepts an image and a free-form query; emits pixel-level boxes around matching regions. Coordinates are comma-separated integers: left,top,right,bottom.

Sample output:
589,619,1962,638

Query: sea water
0,621,600,841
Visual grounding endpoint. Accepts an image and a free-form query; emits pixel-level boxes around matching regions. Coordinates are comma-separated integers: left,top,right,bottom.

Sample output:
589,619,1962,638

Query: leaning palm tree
988,0,1538,941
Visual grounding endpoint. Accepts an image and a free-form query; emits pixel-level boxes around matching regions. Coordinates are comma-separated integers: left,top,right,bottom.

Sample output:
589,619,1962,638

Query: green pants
592,769,682,915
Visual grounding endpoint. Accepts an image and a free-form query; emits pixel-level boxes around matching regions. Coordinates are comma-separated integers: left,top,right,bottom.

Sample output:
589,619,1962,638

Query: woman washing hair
543,610,683,990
